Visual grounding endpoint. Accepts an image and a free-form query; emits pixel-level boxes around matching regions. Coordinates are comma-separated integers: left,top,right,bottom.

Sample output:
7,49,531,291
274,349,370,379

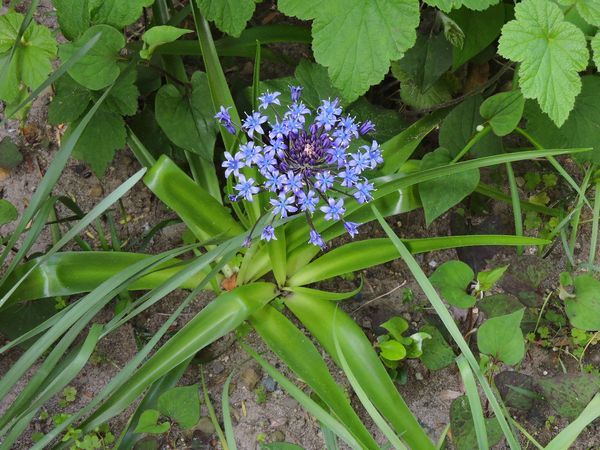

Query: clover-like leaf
418,148,480,225
559,0,600,26
279,0,420,101
0,12,57,103
140,26,192,60
480,91,525,136
197,0,257,37
429,260,475,308
59,25,124,90
524,76,600,163
89,0,155,29
498,0,589,127
477,309,525,365
565,275,600,331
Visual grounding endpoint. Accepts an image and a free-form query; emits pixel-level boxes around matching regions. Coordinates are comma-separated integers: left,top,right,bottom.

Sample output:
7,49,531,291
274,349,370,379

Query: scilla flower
215,87,382,248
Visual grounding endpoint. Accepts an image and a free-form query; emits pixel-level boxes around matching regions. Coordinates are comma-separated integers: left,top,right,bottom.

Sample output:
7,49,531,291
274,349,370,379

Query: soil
1,2,599,450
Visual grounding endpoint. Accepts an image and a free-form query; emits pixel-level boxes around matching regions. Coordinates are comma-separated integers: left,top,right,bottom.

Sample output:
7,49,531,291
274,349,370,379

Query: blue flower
261,225,276,241
320,197,345,221
235,175,260,201
217,87,382,247
270,193,297,218
309,229,326,249
243,112,268,136
258,91,281,110
222,151,245,178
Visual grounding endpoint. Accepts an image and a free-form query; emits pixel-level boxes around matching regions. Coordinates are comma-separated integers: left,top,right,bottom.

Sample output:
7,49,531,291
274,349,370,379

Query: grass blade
456,355,488,450
222,369,238,450
544,394,600,450
505,162,523,256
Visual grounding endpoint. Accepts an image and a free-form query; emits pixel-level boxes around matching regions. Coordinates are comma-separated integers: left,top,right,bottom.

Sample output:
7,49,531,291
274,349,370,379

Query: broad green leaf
66,107,126,176
419,325,455,370
261,444,304,450
0,200,18,226
429,260,475,308
0,11,57,102
0,137,22,168
538,374,600,418
439,95,502,158
48,75,91,124
398,76,453,110
53,0,90,40
89,0,155,29
498,0,589,126
476,265,508,292
480,91,525,137
450,396,503,450
524,76,600,163
140,26,192,60
593,32,600,68
103,67,139,116
477,309,525,365
157,385,200,429
59,24,124,90
278,0,420,101
565,275,600,330
560,0,600,26
379,340,407,361
394,33,452,91
418,148,480,225
155,71,217,160
380,317,409,341
197,0,256,37
134,409,170,434
425,0,499,13
478,294,524,318
449,3,505,69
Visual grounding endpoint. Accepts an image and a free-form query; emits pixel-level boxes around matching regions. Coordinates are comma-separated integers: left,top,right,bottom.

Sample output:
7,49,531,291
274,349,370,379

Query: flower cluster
215,87,382,249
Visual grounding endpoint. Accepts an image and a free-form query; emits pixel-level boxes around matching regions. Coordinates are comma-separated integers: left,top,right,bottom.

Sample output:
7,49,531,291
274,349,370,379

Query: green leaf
398,76,453,111
450,395,503,450
197,0,256,38
394,33,452,91
261,444,305,450
476,265,508,292
429,260,475,308
380,317,409,341
59,24,124,90
379,340,407,361
134,409,170,434
140,26,192,60
89,0,155,29
0,11,57,102
0,200,18,226
0,137,23,169
278,0,420,101
593,32,600,68
539,374,600,418
545,394,600,450
425,0,499,13
478,294,524,318
157,385,200,429
48,75,91,124
418,148,480,225
498,0,589,127
480,91,525,137
439,95,503,158
155,72,217,160
103,67,139,116
66,107,126,176
477,309,525,365
565,275,600,330
559,0,600,26
449,3,505,69
53,0,90,40
419,325,455,370
524,76,600,163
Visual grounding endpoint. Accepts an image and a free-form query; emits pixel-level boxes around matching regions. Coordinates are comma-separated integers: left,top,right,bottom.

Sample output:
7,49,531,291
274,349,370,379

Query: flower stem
451,125,491,163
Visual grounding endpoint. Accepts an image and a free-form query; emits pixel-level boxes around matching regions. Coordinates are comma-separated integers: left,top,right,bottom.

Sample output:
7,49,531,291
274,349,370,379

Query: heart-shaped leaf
477,309,525,365
565,275,600,331
134,409,170,434
0,199,18,226
429,260,475,308
480,91,525,136
157,385,200,429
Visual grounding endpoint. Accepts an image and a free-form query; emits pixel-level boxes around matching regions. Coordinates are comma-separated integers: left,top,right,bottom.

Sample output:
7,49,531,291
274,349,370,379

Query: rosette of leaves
377,317,431,374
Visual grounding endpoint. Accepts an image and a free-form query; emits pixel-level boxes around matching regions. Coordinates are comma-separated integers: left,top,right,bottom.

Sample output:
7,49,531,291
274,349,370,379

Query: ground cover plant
1,0,600,448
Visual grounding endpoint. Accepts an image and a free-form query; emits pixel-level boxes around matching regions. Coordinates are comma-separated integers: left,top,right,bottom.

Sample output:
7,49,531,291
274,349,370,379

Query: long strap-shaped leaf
287,235,549,286
285,292,435,450
371,204,521,450
250,305,379,450
544,394,600,450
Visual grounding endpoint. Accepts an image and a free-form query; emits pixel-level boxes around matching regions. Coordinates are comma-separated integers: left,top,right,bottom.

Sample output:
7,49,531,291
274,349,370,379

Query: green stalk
568,165,594,259
505,162,523,255
451,125,491,163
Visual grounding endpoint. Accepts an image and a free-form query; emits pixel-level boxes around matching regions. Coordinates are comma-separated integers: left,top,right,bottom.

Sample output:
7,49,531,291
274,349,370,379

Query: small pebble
262,376,278,392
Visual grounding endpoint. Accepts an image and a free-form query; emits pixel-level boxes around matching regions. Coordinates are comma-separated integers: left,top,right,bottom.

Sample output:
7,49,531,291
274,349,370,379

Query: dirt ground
1,1,600,449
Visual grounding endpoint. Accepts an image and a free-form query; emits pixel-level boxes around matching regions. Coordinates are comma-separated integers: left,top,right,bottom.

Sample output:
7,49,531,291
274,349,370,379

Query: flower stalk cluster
215,87,382,248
